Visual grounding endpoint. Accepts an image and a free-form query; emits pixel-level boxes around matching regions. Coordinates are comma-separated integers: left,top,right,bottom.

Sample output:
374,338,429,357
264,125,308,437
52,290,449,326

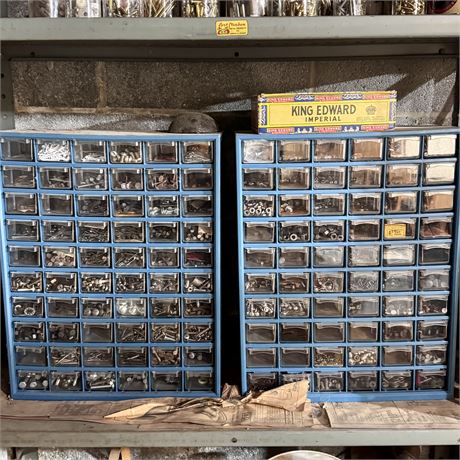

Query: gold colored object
280,0,319,16
182,0,219,17
144,0,176,16
393,0,426,15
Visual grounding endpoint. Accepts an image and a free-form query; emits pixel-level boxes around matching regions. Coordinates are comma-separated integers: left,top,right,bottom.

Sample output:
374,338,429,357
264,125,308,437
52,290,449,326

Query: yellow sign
384,224,407,239
216,20,248,37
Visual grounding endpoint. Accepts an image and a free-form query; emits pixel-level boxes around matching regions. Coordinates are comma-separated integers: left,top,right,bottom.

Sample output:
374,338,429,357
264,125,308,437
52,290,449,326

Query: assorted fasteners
0,131,221,399
237,129,458,401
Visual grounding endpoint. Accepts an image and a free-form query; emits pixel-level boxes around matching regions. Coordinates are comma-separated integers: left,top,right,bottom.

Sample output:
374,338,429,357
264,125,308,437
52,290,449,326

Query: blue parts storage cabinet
236,128,459,402
0,131,221,400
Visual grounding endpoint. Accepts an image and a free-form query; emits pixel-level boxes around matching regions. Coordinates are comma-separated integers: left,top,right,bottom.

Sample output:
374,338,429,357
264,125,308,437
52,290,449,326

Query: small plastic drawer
348,371,378,391
79,247,111,268
147,142,178,163
41,194,73,216
48,298,79,318
74,140,106,163
12,297,43,317
313,298,344,318
313,272,344,293
416,369,446,390
78,221,109,243
385,191,418,214
116,298,146,318
118,347,147,367
383,322,414,342
314,194,345,216
245,248,275,269
348,297,379,317
278,247,308,268
17,371,49,391
419,269,450,291
280,373,310,385
246,323,276,343
424,134,456,158
279,298,310,318
16,346,47,366
109,142,142,164
117,323,147,343
349,165,382,188
185,347,213,366
246,348,276,368
242,168,274,190
152,323,180,342
348,322,378,342
182,141,213,164
280,272,309,293
314,246,344,268
81,273,111,293
3,166,35,188
315,372,344,392
420,244,451,265
313,166,346,189
349,221,380,244
348,271,380,292
45,272,77,293
40,167,72,190
119,372,148,391
151,298,180,318
11,272,42,292
279,221,310,242
279,195,310,216
383,296,414,317
50,372,82,392
243,195,274,217
36,139,70,162
182,168,213,190
245,273,275,293
184,323,213,342
82,298,112,318
114,247,146,268
152,347,181,366
314,139,346,162
43,220,75,243
424,162,456,186
184,222,212,243
148,196,179,217
149,222,178,243
183,273,212,293
86,372,115,391
348,245,380,267
44,246,76,268
418,295,449,316
147,168,178,191
279,167,310,190
50,347,80,367
1,138,33,161
152,371,182,391
83,347,114,367
111,168,143,190
242,140,274,163
384,218,416,240
382,370,412,391
183,195,213,217
280,348,310,367
245,298,276,318
280,323,309,342
314,323,345,343
184,248,212,268
48,322,79,342
115,273,146,294
113,222,144,243
423,190,454,213
386,164,419,187
314,221,344,242
383,346,413,366
72,168,108,191
184,298,213,317
420,217,452,240
5,193,37,215
349,193,381,215
9,246,40,267
279,140,310,162
314,347,344,367
383,245,415,267
150,273,179,293
7,219,39,242
245,222,275,243
418,320,448,341
185,371,214,392
113,195,144,217
348,347,378,366
388,136,420,159
77,195,108,217
352,138,383,161
417,345,447,366
247,372,278,391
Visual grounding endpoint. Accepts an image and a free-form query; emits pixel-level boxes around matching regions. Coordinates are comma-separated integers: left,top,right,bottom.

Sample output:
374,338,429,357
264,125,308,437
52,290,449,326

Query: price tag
384,223,407,239
216,20,248,37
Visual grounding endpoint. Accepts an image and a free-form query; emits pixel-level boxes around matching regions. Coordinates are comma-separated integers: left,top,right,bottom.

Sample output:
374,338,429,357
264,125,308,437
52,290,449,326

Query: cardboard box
253,91,397,134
